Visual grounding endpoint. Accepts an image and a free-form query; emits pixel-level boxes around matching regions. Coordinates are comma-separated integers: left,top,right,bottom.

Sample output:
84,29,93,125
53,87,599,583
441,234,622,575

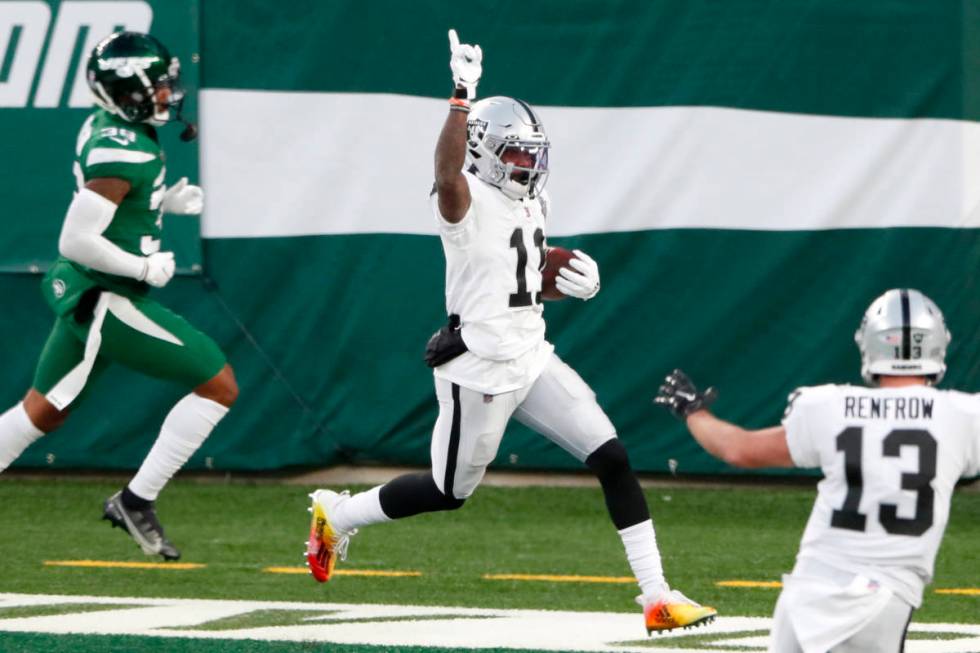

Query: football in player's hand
541,246,575,300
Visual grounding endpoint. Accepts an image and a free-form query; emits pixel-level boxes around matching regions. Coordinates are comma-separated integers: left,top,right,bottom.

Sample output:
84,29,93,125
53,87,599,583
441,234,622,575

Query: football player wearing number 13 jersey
0,32,238,560
656,288,980,652
305,29,716,634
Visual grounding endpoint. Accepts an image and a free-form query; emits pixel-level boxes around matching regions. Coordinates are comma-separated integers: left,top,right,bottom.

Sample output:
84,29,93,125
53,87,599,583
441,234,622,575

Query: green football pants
33,291,227,410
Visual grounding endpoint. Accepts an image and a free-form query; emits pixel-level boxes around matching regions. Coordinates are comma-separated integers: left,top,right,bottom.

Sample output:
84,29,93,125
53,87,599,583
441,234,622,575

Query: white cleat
305,489,355,583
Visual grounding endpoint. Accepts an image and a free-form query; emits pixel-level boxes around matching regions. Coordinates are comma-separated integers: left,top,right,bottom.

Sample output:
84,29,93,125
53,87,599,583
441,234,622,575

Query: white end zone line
0,593,978,653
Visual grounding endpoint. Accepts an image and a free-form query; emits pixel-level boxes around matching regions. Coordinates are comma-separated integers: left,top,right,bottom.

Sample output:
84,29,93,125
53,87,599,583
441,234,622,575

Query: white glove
161,177,204,215
448,28,482,100
555,249,600,300
140,251,176,288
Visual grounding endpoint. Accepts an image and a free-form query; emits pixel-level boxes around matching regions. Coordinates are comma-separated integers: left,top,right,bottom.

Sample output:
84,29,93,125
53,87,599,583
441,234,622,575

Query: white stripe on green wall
199,90,980,239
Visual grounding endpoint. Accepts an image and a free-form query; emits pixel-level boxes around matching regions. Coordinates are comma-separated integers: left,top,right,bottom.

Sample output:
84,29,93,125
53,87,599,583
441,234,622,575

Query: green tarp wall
1,0,978,475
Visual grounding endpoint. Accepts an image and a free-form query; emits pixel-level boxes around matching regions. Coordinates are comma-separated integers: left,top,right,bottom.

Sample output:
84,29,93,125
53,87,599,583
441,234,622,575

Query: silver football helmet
854,289,951,385
466,96,550,200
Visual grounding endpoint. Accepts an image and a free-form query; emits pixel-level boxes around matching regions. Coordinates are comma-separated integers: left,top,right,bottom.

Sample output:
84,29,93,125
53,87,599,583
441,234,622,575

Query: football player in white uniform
656,288,980,652
304,29,717,633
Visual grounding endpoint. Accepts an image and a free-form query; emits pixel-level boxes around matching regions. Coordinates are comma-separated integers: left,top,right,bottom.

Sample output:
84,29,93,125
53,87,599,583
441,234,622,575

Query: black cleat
102,491,181,561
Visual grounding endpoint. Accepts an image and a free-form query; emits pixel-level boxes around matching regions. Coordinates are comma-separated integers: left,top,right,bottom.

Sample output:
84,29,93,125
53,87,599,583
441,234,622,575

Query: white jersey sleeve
948,392,980,478
782,385,838,468
431,185,477,250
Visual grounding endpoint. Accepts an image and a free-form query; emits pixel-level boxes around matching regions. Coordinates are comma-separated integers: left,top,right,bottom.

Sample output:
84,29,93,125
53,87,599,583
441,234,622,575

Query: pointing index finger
448,28,460,52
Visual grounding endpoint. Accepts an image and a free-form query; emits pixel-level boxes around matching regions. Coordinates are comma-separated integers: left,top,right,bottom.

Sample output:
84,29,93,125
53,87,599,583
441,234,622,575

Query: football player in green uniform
0,32,237,560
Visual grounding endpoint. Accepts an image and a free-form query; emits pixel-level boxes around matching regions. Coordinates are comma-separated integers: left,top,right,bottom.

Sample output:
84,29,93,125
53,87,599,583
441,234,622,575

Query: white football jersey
783,383,980,606
431,171,554,395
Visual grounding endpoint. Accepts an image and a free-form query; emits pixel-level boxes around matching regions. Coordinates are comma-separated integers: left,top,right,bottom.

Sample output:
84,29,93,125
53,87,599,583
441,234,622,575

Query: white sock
619,519,668,597
0,403,45,472
128,393,229,501
331,485,391,533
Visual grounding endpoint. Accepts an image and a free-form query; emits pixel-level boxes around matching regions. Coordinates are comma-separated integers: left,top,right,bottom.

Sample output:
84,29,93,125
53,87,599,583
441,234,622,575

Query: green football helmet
86,31,185,126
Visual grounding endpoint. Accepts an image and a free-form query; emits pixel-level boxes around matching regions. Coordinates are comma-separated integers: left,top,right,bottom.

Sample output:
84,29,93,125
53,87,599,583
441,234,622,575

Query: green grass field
0,477,977,652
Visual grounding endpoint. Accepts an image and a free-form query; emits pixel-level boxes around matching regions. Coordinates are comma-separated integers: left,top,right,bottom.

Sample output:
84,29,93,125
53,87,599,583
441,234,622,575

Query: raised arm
435,29,482,223
655,369,794,469
434,107,471,223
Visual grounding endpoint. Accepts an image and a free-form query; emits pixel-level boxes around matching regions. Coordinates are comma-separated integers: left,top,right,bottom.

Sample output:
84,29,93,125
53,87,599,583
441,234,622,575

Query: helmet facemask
493,140,550,199
146,57,186,126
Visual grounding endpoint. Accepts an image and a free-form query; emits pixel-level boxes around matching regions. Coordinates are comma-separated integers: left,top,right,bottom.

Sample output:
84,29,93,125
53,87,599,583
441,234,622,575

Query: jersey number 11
509,227,545,308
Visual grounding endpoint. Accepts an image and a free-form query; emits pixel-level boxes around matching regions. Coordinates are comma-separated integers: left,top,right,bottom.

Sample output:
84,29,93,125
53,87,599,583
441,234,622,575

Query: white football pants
430,353,617,499
770,560,914,653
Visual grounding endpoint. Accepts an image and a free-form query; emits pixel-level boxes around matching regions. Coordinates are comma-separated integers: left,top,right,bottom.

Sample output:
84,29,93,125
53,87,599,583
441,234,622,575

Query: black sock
121,486,152,510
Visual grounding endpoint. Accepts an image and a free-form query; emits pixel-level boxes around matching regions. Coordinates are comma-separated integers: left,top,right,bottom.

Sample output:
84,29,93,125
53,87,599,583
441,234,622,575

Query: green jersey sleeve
76,110,163,189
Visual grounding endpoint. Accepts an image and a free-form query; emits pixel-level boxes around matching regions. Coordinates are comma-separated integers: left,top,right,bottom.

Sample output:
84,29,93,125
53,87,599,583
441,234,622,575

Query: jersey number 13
831,427,937,536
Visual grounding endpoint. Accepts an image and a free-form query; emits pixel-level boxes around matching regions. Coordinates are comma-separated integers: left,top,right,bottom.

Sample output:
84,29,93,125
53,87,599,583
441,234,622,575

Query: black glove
654,369,718,420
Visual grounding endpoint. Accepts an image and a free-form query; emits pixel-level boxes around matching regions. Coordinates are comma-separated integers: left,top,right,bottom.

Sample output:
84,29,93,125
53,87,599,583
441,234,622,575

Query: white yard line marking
0,593,977,652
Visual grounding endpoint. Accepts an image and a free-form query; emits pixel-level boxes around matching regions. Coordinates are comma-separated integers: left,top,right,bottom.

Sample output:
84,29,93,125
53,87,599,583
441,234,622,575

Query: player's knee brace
586,438,632,481
586,438,650,529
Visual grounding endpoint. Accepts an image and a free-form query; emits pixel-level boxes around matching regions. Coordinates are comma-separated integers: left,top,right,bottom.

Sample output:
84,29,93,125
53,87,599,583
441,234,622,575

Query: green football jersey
62,109,167,295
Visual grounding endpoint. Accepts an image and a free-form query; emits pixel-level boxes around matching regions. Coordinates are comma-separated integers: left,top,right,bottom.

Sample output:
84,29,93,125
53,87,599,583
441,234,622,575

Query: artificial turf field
0,477,976,652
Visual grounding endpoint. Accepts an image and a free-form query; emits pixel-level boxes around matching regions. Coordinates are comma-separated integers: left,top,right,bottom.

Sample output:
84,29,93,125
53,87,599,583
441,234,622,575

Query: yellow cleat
306,489,354,583
638,590,717,634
